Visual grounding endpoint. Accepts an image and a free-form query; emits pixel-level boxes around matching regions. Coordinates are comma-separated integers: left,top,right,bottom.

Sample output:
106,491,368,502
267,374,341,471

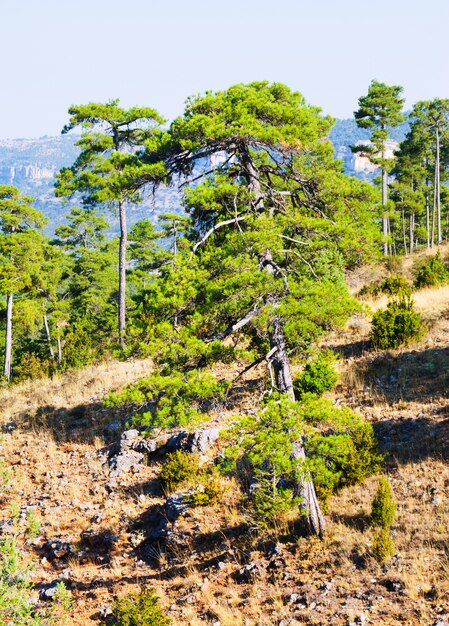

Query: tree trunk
268,314,326,537
43,315,55,360
381,165,388,257
118,199,127,348
401,208,407,255
3,293,13,382
240,144,325,537
436,125,442,245
57,336,62,365
409,212,415,254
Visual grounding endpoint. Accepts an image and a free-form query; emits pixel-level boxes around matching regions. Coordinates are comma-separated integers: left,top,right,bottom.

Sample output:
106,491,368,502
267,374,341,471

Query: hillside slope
1,270,449,625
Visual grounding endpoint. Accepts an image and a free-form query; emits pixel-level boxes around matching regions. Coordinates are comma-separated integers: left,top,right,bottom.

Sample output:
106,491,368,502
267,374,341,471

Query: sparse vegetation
111,588,171,626
370,476,397,562
370,293,423,349
414,251,449,288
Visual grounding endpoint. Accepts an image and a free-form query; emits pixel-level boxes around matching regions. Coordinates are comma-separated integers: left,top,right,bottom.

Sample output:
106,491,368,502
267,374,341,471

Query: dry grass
2,275,449,624
0,357,153,426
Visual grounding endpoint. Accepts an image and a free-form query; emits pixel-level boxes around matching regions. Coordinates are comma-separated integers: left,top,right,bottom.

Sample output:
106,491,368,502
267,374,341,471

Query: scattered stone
38,580,63,601
187,427,220,454
165,494,189,522
234,560,263,583
41,538,77,562
110,449,144,476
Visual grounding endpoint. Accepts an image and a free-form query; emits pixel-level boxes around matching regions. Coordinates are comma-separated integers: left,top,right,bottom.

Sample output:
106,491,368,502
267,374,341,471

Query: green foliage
380,274,412,296
372,526,395,562
358,274,412,298
353,80,405,172
371,476,397,529
414,252,449,288
0,535,71,624
294,351,338,397
370,294,423,349
111,588,171,626
183,471,221,507
160,450,200,493
221,396,381,524
106,370,228,431
13,353,53,382
370,476,396,562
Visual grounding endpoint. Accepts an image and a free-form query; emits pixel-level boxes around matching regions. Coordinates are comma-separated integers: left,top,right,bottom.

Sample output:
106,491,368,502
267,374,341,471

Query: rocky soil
1,284,449,625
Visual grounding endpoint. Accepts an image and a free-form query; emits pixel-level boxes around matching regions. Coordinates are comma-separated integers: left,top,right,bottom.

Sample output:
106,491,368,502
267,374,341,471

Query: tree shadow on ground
373,414,449,467
335,345,449,406
4,401,127,445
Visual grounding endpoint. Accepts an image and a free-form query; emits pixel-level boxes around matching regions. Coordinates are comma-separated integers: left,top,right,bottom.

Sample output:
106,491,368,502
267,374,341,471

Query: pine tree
136,82,380,535
0,186,48,380
353,80,405,255
55,100,166,347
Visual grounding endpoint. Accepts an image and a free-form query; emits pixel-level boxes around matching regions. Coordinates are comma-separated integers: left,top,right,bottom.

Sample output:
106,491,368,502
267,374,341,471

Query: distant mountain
329,118,409,182
0,119,411,233
0,135,183,235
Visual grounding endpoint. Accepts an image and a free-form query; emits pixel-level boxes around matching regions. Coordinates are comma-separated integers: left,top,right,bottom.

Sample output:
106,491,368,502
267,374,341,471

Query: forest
1,80,449,625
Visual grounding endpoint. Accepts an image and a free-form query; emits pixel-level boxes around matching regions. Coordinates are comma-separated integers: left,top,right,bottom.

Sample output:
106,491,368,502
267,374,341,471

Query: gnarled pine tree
134,82,379,535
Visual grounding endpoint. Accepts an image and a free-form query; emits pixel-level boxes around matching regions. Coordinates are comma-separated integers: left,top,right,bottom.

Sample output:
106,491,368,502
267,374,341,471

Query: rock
39,581,61,601
108,449,145,481
103,420,122,438
165,494,189,522
80,529,117,555
187,428,220,453
166,431,189,450
41,538,77,561
120,429,141,449
134,438,158,454
234,561,263,583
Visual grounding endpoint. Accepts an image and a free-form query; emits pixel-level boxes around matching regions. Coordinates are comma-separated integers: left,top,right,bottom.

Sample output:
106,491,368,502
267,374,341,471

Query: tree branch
192,215,248,254
205,301,261,342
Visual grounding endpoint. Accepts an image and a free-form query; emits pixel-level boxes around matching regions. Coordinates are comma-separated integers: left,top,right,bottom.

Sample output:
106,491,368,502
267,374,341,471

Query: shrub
112,588,171,626
381,274,412,296
294,351,338,397
184,473,221,507
370,294,423,349
160,450,200,493
13,353,53,382
414,252,449,288
358,274,411,299
372,526,395,562
371,476,396,529
0,535,71,624
370,476,396,563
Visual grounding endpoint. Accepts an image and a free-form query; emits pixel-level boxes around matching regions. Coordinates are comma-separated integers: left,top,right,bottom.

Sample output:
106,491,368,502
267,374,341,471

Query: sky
1,0,449,138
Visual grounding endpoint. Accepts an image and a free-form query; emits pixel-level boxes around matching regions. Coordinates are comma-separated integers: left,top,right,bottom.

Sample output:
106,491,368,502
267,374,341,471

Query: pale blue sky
1,0,449,138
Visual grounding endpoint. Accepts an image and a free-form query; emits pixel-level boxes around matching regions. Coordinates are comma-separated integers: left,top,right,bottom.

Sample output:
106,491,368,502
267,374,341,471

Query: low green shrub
184,474,221,507
414,251,449,288
372,526,395,562
381,274,412,296
112,588,171,626
370,476,396,562
0,536,71,624
370,294,423,349
371,476,396,529
160,450,200,493
294,351,338,398
358,274,412,299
